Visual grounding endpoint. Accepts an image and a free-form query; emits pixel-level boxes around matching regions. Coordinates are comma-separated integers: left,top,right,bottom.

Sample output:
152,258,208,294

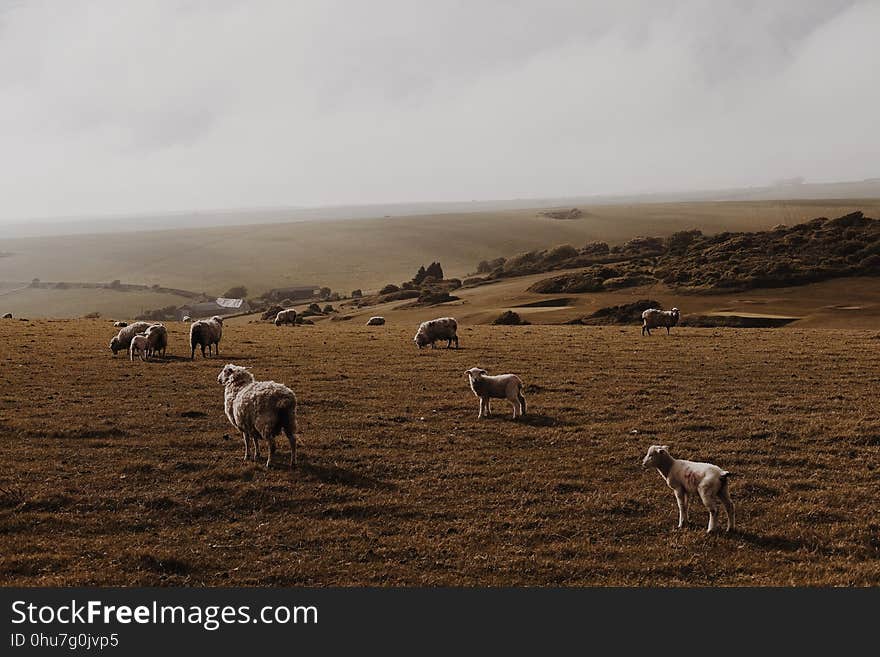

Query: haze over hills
3,177,880,239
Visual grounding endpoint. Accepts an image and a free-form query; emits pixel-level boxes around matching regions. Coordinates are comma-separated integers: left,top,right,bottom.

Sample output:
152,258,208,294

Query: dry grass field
1,317,878,586
2,199,879,320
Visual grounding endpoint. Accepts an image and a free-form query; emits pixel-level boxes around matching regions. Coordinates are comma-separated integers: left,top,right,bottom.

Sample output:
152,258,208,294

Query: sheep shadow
296,460,395,491
517,413,563,428
728,530,807,553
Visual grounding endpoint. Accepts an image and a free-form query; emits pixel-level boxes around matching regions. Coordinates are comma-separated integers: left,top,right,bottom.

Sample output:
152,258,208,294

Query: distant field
0,199,878,319
1,318,878,585
0,287,193,320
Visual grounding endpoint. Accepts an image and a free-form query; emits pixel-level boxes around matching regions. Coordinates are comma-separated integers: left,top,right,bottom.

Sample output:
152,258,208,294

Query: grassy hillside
1,319,878,585
1,200,879,321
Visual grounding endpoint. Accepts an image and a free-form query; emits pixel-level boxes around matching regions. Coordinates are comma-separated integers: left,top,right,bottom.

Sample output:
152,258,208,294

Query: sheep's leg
518,393,527,417
454,335,459,349
666,326,671,335
241,432,251,461
509,397,519,419
282,418,296,470
674,489,689,528
251,432,262,463
720,486,736,532
477,398,485,419
485,399,492,416
265,435,277,469
699,487,720,533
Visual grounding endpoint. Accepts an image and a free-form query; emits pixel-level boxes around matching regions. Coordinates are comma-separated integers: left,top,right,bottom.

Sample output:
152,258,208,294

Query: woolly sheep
129,333,149,361
2,313,12,319
190,316,223,359
218,364,297,469
366,316,385,326
274,309,297,326
110,321,152,355
182,315,192,322
465,367,526,419
414,317,459,349
113,321,128,328
642,445,735,533
641,308,680,336
145,323,168,358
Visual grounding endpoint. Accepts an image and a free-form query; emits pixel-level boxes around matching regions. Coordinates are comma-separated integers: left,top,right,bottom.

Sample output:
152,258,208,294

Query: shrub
223,286,247,299
379,284,400,295
493,311,529,325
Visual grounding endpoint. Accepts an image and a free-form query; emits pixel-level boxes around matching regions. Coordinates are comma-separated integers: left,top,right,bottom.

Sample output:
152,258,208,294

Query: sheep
129,333,149,361
366,316,385,326
274,309,297,326
145,323,168,358
2,313,12,319
641,445,735,533
190,316,223,359
218,364,297,469
109,321,152,355
182,315,192,322
641,307,680,336
414,317,459,349
465,367,526,419
113,321,128,328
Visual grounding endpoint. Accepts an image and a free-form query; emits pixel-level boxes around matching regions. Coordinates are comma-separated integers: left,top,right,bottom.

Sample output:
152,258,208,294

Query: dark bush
493,310,529,325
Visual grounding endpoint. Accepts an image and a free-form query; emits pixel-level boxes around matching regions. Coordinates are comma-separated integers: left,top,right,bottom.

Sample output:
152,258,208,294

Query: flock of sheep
105,302,733,533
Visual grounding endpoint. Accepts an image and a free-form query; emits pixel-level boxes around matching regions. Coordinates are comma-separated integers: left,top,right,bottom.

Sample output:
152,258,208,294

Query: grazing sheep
641,445,735,533
182,315,192,322
129,334,149,361
145,323,168,358
109,321,152,355
218,364,297,469
465,367,526,419
190,316,223,359
414,317,459,349
113,321,128,328
366,316,385,326
2,313,12,319
641,307,680,336
274,309,297,326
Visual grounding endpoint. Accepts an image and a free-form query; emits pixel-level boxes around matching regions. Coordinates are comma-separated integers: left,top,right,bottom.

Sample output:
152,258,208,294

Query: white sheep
641,445,735,533
465,367,526,419
2,313,12,319
182,315,192,323
129,333,149,361
190,316,223,359
641,308,680,336
366,316,385,326
145,323,168,358
110,321,152,355
113,321,128,328
274,309,297,326
218,364,297,469
414,317,459,349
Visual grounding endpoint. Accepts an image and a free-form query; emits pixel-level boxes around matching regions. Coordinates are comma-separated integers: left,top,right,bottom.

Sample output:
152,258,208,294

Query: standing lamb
465,367,526,419
641,445,735,533
145,323,168,358
641,308,680,336
190,316,224,359
129,334,149,361
274,309,297,326
366,316,385,326
109,321,152,355
218,364,297,469
414,317,459,349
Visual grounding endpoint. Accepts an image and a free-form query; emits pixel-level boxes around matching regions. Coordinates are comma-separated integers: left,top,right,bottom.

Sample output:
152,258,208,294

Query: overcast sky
0,0,877,223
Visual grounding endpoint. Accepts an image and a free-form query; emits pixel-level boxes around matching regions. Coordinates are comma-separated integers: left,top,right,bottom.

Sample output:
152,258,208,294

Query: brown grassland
1,316,879,586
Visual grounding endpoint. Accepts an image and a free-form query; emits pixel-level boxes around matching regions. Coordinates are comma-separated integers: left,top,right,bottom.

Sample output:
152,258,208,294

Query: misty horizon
1,1,878,226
